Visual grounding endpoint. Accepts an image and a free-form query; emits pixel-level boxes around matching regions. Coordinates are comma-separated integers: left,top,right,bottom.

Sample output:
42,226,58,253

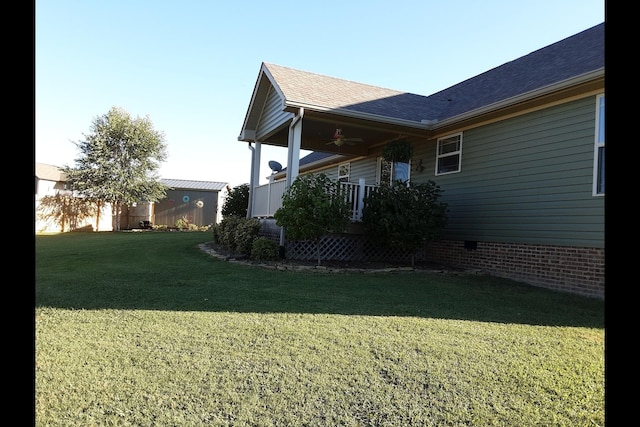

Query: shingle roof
160,179,228,191
264,22,604,125
424,22,604,121
264,63,431,123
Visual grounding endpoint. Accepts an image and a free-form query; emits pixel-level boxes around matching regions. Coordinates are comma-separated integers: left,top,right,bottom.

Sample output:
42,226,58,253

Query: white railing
251,178,378,222
251,179,286,218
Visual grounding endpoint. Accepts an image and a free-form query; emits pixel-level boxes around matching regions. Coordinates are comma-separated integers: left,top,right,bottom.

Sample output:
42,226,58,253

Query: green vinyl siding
427,96,604,248
303,159,377,184
350,161,378,183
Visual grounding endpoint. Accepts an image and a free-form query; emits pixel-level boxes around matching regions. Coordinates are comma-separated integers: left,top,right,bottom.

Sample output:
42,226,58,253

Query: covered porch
237,63,434,220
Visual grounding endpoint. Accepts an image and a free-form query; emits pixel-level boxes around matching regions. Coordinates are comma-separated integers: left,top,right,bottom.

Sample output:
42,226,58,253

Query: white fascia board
238,129,256,142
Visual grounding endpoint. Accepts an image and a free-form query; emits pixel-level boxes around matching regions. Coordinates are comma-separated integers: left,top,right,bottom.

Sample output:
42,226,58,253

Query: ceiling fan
326,128,363,147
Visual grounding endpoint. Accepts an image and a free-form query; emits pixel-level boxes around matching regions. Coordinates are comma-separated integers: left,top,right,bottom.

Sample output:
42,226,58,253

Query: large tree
62,107,168,231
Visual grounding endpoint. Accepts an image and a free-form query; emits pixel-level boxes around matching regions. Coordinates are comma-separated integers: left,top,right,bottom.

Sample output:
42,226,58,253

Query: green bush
175,216,190,230
234,218,262,255
215,216,243,250
221,184,249,218
251,237,279,261
274,173,350,265
362,180,448,266
214,216,261,255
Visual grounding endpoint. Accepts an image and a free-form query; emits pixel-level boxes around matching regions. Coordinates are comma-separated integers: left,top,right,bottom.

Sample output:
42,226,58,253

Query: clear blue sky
35,0,604,188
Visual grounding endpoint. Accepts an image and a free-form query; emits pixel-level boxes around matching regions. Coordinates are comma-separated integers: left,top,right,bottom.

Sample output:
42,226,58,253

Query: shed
122,179,228,229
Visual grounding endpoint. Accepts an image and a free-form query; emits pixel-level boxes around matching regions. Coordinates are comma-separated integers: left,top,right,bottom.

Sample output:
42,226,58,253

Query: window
593,94,605,196
338,163,350,182
435,133,462,175
377,158,411,185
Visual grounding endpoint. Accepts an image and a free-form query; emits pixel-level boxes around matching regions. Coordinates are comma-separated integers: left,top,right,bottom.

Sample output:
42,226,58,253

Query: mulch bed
203,242,463,272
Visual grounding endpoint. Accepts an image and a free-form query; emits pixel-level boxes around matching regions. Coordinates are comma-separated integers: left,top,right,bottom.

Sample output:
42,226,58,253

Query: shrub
215,216,243,250
274,173,350,265
251,237,279,261
221,184,249,218
234,218,262,255
215,216,261,255
362,180,448,266
175,216,190,230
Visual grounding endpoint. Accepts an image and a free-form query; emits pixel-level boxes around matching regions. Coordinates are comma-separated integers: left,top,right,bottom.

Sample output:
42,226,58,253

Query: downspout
247,142,255,219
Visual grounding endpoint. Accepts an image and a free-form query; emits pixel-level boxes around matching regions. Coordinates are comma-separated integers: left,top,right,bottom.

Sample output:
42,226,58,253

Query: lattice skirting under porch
283,233,425,263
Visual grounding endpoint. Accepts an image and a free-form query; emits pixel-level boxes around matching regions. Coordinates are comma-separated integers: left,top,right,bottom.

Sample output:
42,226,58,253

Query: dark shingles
265,23,604,124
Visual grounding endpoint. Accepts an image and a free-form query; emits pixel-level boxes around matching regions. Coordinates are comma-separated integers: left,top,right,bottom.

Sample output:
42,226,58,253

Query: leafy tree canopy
61,107,168,230
221,183,249,218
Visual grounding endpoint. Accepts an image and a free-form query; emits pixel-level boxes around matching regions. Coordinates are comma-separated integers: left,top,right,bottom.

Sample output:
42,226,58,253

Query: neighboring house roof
35,162,67,182
160,179,228,191
299,151,340,167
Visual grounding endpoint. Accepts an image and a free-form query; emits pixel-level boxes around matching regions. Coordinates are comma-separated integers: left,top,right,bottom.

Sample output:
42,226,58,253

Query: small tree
221,183,249,218
61,106,168,231
361,180,448,267
274,173,351,265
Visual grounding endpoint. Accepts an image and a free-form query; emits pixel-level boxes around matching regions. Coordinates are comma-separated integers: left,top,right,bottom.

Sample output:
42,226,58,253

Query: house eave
432,69,605,131
282,102,428,131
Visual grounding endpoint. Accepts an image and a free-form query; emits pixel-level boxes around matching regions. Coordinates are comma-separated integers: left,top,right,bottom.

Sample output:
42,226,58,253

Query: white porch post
357,178,366,221
247,141,262,218
285,110,303,189
281,108,304,247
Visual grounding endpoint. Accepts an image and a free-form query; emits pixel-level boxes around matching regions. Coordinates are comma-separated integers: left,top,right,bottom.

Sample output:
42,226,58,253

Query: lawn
35,231,605,426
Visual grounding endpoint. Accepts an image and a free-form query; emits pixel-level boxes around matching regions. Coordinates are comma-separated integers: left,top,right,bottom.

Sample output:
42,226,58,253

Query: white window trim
376,157,411,185
592,94,605,196
338,162,350,182
435,132,463,176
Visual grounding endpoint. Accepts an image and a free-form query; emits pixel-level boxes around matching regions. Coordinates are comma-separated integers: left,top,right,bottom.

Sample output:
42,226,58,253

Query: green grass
36,231,605,426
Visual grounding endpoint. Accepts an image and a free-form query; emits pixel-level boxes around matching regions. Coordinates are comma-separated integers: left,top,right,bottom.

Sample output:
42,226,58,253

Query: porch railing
251,178,378,222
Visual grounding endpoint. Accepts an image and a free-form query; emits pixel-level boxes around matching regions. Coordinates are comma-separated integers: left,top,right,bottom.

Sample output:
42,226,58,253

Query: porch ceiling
262,113,430,157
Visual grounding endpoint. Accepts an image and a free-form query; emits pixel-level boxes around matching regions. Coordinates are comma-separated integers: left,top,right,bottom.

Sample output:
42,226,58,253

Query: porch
250,178,379,222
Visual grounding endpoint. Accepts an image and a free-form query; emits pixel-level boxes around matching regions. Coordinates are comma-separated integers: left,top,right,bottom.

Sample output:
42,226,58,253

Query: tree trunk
113,202,121,231
95,200,101,232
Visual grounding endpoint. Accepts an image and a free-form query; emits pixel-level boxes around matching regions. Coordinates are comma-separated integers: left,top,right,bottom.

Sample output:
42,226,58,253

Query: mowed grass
35,231,605,426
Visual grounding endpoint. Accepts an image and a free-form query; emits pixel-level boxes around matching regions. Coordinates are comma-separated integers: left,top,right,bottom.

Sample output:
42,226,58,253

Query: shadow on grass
35,233,604,328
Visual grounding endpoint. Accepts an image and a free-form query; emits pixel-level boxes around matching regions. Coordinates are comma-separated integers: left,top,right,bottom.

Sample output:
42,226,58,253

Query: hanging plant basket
382,139,413,162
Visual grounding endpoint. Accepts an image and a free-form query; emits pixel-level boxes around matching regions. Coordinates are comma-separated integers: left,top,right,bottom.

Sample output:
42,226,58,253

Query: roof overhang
431,69,605,134
239,64,604,157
